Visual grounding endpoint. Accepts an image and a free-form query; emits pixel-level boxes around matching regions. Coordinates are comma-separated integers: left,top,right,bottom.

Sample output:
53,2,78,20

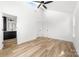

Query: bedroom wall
0,13,3,49
73,2,79,55
41,10,73,42
38,1,77,42
0,1,41,49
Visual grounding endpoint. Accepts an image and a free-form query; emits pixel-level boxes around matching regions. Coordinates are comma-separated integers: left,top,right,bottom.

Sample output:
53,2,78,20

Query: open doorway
2,13,17,49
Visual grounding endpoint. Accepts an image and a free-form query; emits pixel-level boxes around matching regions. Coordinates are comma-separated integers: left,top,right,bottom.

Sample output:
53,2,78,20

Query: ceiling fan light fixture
33,1,53,9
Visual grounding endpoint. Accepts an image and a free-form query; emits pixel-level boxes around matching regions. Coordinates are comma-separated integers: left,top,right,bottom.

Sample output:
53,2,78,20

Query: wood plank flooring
3,38,17,49
0,37,78,57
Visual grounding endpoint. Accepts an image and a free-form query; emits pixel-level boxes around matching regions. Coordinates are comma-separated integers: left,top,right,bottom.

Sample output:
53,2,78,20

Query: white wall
73,2,79,55
38,1,77,42
40,10,73,42
0,13,3,49
0,1,42,49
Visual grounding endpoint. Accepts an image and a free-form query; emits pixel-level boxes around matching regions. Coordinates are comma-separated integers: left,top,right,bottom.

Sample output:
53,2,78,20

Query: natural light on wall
43,10,72,42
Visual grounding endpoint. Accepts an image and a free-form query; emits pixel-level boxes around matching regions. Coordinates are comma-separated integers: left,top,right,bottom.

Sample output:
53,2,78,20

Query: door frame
2,13,17,48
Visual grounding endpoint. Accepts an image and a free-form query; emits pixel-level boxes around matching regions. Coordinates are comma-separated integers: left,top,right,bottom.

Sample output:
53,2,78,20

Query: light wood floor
0,37,78,57
3,38,17,49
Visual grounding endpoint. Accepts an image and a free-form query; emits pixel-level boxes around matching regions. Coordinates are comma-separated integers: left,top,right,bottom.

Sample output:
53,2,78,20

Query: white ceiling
46,1,78,14
0,1,78,14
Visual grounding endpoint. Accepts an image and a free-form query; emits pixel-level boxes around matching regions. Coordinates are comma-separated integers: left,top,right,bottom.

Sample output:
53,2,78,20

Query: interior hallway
0,37,78,57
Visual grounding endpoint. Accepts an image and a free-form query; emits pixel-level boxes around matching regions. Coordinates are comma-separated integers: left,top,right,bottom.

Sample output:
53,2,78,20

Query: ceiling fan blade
37,4,41,8
44,1,53,4
43,5,47,9
34,1,41,3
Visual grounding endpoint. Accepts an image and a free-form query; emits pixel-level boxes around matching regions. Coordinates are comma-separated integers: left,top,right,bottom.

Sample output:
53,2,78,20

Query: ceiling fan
33,1,53,9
